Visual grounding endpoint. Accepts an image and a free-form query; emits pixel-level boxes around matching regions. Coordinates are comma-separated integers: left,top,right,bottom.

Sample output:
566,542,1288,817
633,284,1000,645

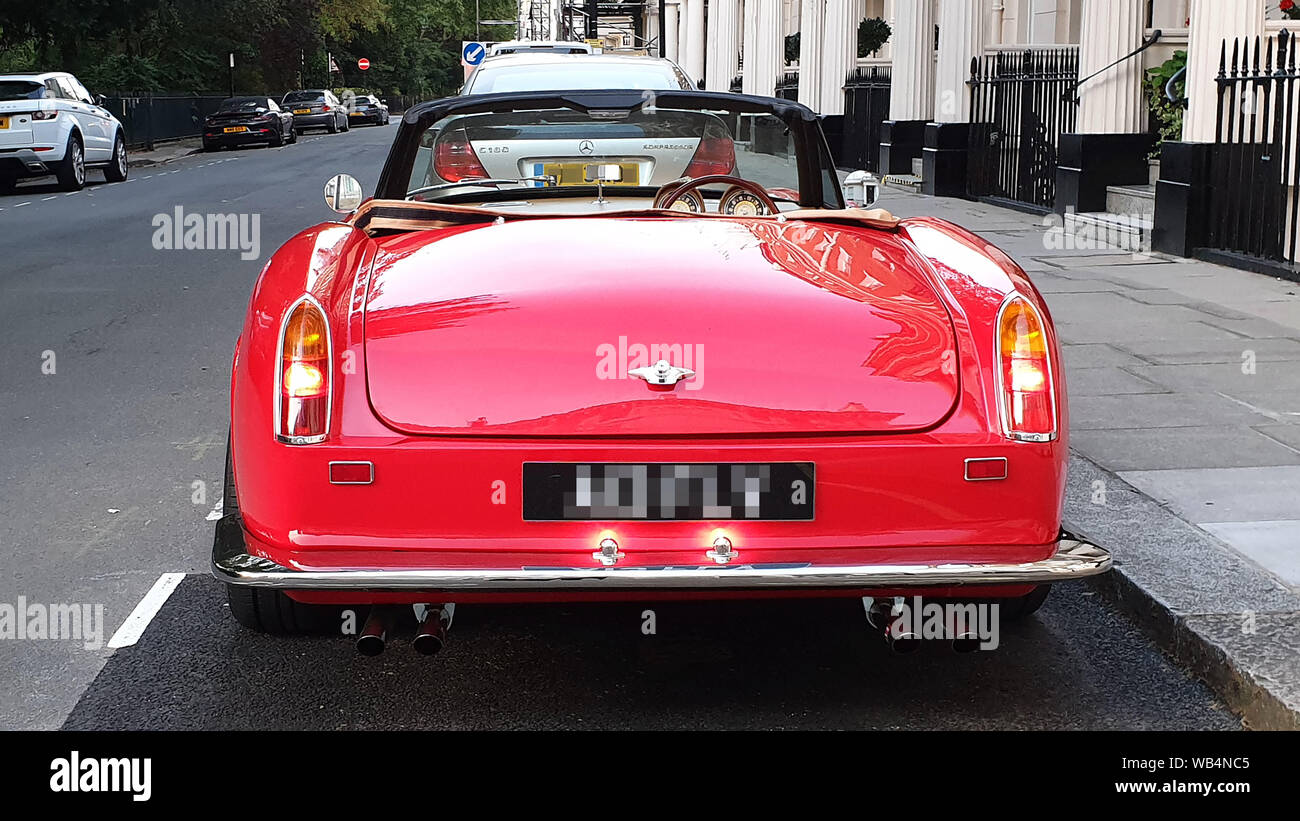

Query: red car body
212,91,1108,632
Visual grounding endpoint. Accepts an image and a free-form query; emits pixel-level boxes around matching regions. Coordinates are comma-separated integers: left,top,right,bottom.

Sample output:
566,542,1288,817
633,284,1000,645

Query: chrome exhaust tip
884,627,922,655
952,633,982,653
413,606,450,656
356,606,396,656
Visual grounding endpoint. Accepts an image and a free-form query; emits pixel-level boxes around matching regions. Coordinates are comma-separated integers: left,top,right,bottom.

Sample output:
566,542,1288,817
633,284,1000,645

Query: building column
1152,0,1263,256
742,0,783,96
1076,0,1145,133
706,0,741,91
1055,0,1153,214
797,0,826,112
881,0,934,176
1183,0,1263,143
683,0,706,85
664,1,681,62
922,0,984,197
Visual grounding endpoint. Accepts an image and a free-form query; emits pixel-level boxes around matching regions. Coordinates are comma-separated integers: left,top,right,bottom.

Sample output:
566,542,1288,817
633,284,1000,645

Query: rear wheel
54,134,85,191
341,114,350,132
221,435,339,635
287,126,297,144
103,132,128,182
326,116,338,134
269,127,283,147
1001,585,1051,621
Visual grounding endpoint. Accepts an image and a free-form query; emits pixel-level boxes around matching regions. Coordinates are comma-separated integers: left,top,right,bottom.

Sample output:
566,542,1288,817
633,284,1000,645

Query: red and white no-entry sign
358,58,370,70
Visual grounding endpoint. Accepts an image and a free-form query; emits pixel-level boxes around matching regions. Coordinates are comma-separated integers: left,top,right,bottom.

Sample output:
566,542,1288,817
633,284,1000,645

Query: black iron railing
1208,30,1300,266
775,71,800,101
102,92,228,150
841,65,891,171
968,48,1079,209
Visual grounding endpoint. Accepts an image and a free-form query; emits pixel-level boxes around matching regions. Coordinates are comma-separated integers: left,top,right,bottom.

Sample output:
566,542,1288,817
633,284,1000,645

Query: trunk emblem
629,359,695,389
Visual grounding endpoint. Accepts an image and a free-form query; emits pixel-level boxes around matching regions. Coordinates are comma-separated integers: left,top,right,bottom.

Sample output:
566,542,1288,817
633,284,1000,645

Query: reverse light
434,132,489,182
276,296,332,444
684,131,737,178
996,296,1057,442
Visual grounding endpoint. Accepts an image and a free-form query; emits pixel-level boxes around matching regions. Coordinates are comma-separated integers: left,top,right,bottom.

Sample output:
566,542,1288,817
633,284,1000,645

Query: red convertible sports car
213,90,1110,654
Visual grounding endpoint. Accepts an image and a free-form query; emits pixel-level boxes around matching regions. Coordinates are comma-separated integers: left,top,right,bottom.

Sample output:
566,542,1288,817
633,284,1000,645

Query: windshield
220,98,266,112
0,80,47,101
406,104,801,211
284,91,323,103
468,63,683,93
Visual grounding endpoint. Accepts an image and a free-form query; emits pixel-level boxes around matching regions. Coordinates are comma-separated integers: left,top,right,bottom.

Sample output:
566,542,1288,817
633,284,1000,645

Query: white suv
0,72,128,192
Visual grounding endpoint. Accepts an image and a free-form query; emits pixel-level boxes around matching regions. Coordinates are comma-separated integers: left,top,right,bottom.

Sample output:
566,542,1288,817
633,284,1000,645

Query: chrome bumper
212,514,1110,592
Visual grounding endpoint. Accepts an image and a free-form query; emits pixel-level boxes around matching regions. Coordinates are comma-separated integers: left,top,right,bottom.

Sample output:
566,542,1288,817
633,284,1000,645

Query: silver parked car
462,53,695,95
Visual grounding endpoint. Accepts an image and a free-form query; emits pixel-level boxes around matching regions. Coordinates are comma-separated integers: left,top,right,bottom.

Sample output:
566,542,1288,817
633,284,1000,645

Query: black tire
1001,584,1051,621
54,134,85,191
269,127,283,147
327,116,338,134
287,126,297,144
341,115,350,132
103,132,128,182
221,435,339,635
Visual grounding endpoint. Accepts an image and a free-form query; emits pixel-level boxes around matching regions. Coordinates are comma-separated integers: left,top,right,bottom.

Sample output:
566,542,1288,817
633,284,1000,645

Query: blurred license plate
523,463,814,521
0,117,9,129
223,126,247,133
294,108,311,115
349,111,363,116
542,161,639,186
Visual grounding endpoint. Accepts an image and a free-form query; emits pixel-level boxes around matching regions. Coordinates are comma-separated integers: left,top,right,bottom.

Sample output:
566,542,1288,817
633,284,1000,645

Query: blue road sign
462,42,487,67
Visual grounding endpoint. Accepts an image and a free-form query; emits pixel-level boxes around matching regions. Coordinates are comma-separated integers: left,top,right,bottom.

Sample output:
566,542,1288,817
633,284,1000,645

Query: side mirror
324,173,365,213
94,93,107,107
843,170,880,208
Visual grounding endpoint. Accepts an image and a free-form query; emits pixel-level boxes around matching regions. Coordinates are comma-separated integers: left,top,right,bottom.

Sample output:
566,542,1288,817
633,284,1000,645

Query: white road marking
107,572,186,649
205,496,224,521
42,196,57,201
14,201,30,207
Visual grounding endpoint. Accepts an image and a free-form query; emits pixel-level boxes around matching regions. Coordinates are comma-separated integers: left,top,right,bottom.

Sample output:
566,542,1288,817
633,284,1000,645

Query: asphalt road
1,122,1237,730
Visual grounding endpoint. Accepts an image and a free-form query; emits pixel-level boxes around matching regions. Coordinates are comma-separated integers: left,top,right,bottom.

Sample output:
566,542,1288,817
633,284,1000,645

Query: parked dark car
347,94,389,126
282,89,348,133
203,96,296,150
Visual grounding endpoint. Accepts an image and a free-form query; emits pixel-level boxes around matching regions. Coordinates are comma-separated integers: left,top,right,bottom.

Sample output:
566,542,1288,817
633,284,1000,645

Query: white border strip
107,573,186,649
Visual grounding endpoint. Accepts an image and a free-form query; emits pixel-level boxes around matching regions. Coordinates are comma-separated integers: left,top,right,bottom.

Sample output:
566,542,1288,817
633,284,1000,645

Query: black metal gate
841,65,891,171
967,48,1079,209
775,71,800,101
1206,31,1300,267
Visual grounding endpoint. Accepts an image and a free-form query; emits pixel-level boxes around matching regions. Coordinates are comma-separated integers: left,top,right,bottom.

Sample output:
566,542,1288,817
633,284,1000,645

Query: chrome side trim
212,516,1110,592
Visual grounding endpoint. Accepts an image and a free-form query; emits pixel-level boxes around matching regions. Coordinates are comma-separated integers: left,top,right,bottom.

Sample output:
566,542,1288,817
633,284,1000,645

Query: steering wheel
653,174,781,215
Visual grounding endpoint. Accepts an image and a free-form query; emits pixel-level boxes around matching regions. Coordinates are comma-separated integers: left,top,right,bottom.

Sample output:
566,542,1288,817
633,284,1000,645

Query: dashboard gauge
721,186,770,217
667,190,705,213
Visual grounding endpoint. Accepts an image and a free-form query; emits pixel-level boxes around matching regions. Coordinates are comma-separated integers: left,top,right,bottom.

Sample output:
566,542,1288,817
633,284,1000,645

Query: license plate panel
294,108,311,115
223,126,247,133
541,161,639,187
523,462,814,521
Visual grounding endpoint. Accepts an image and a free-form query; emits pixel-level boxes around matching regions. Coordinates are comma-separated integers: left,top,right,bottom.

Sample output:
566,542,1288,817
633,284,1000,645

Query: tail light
685,133,736,178
435,133,489,182
322,104,332,112
996,297,1057,442
276,297,332,444
32,110,58,121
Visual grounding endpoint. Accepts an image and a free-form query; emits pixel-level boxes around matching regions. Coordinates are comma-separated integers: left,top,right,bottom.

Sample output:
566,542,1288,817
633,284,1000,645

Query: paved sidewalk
127,137,203,167
885,187,1300,727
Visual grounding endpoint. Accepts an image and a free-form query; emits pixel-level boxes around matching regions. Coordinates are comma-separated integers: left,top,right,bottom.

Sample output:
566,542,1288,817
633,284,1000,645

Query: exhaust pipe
356,606,397,656
883,622,922,655
413,605,451,656
863,597,921,655
951,632,982,653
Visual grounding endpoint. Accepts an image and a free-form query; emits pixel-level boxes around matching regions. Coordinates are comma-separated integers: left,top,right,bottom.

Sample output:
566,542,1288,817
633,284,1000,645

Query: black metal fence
841,65,891,171
729,75,743,93
775,71,799,101
967,48,1079,209
1207,31,1300,266
101,93,227,150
